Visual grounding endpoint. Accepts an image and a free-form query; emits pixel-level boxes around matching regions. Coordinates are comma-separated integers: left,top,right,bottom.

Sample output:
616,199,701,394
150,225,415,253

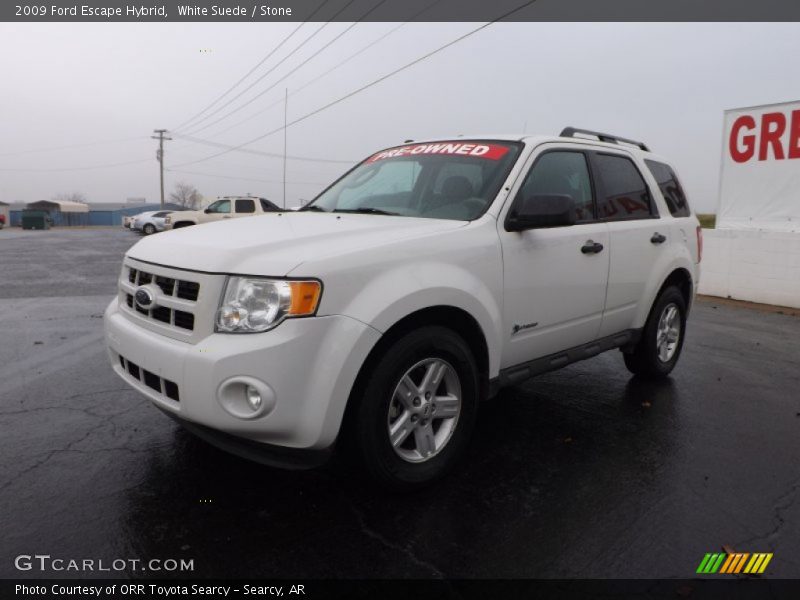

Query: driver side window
206,199,231,214
517,151,594,222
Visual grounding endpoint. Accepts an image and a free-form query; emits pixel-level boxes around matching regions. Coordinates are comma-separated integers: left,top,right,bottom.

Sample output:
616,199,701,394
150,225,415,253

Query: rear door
234,198,257,218
499,145,610,368
589,151,667,337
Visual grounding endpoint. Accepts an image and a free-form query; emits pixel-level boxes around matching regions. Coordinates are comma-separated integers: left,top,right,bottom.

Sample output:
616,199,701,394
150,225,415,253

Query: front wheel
351,326,479,491
624,286,687,379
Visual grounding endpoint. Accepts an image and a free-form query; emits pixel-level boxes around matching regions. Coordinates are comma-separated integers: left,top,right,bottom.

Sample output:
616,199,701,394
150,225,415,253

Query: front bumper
104,298,381,451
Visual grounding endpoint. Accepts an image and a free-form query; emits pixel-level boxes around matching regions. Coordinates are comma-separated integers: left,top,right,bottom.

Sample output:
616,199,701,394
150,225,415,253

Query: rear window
236,199,256,213
593,154,654,221
645,160,691,217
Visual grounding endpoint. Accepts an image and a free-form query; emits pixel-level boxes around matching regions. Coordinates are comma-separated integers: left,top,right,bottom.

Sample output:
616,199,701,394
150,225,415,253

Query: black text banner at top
6,0,800,22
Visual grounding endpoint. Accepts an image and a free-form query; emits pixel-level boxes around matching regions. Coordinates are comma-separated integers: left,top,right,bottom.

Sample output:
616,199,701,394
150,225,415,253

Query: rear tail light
696,225,703,263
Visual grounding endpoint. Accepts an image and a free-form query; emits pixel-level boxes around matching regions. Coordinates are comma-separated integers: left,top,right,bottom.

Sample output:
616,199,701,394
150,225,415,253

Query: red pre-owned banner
367,142,511,162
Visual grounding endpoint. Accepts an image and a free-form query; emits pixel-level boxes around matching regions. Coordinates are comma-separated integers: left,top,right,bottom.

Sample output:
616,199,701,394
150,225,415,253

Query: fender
292,221,505,377
633,247,696,329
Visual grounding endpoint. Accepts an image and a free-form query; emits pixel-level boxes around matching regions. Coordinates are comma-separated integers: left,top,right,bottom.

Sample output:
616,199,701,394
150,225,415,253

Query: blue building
7,201,187,227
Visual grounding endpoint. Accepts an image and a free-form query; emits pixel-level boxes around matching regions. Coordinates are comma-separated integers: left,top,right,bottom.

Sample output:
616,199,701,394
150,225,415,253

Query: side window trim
586,150,660,222
503,148,599,229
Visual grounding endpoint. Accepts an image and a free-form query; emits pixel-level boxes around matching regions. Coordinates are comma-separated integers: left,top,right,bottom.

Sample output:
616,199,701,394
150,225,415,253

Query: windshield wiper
333,207,400,216
299,205,328,212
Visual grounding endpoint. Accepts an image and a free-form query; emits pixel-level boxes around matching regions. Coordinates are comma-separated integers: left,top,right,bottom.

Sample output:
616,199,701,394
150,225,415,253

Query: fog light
217,377,276,419
245,385,262,411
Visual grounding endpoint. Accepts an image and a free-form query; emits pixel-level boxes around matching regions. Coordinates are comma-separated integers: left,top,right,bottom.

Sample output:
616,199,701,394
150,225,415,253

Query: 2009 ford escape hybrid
104,128,701,489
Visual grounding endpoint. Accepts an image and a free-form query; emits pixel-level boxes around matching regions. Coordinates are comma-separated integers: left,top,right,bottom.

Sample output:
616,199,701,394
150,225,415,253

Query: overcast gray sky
1,22,799,211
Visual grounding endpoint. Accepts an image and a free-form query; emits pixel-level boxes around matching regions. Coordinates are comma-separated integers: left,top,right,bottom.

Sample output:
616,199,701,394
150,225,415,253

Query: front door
499,147,610,369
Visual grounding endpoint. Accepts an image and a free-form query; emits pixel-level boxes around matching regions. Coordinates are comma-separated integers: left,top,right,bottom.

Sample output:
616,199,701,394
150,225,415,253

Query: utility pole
282,88,288,209
151,129,172,209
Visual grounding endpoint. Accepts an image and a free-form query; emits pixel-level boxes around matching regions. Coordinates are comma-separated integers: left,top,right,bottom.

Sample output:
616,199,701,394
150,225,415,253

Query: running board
495,329,642,390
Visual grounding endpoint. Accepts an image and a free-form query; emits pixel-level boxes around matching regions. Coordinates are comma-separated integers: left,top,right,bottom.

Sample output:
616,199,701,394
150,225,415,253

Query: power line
0,136,145,157
171,133,355,164
176,0,356,135
171,0,331,133
0,157,152,172
182,0,386,137
168,0,539,170
166,168,329,186
197,4,443,142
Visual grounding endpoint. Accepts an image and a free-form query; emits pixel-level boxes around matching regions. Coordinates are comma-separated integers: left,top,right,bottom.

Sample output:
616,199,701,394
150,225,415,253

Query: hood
127,212,466,275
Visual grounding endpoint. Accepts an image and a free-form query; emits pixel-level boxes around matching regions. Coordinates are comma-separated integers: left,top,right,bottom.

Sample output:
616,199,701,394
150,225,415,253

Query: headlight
215,277,322,333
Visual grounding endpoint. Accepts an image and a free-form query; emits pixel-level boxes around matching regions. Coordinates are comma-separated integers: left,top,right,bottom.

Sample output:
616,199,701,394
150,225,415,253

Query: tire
350,326,479,491
624,286,687,379
172,222,194,229
143,223,156,235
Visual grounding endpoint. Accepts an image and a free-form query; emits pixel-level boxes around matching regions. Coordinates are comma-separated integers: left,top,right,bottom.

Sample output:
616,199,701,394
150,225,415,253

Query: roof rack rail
559,127,650,152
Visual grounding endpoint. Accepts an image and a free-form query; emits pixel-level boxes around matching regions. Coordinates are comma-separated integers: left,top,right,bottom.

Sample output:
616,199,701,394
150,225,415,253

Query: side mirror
203,208,211,214
506,194,576,231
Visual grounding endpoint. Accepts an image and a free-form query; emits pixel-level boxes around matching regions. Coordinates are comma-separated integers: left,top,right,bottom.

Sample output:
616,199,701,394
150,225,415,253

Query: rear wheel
624,286,687,379
172,222,194,229
143,223,156,235
351,326,478,490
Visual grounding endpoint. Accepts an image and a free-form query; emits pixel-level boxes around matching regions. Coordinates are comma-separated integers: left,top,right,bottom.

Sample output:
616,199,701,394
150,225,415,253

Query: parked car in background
131,211,173,235
164,196,281,229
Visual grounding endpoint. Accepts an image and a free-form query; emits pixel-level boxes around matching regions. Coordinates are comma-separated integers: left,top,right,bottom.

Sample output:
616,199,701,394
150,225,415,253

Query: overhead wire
170,0,331,132
171,133,355,164
181,0,388,137
174,0,359,135
166,168,329,186
189,0,444,141
168,0,539,169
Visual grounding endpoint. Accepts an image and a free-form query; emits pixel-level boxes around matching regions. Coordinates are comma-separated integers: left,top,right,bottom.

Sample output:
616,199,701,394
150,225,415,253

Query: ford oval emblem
134,287,155,309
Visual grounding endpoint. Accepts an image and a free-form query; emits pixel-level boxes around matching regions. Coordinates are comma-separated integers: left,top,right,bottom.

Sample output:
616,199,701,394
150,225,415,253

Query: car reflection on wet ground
1,229,799,579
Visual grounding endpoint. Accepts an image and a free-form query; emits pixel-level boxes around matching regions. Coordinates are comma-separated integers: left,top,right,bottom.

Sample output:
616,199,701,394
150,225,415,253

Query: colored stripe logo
696,552,773,574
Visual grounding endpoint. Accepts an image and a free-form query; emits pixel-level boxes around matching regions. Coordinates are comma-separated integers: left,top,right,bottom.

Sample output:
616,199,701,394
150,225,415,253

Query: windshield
303,140,521,220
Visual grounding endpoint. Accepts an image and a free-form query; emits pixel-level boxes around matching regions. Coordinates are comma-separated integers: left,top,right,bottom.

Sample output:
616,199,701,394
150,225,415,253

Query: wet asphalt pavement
1,228,799,580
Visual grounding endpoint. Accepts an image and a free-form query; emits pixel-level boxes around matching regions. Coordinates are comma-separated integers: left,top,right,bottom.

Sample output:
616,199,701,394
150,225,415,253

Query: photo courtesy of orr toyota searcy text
15,584,298,597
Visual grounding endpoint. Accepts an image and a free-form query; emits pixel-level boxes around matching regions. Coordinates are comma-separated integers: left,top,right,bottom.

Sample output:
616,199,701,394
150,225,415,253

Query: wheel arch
340,305,491,440
633,266,694,335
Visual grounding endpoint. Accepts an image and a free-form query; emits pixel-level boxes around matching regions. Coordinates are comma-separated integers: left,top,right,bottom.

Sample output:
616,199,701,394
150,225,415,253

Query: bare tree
169,182,202,209
52,192,87,204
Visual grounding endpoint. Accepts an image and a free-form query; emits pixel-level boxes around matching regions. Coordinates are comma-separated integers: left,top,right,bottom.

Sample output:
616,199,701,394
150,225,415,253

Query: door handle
650,232,667,244
581,240,604,254
222,215,231,219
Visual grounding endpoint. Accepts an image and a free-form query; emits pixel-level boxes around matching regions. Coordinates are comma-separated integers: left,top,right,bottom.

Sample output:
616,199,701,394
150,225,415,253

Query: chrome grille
118,258,221,343
125,293,195,331
129,268,199,301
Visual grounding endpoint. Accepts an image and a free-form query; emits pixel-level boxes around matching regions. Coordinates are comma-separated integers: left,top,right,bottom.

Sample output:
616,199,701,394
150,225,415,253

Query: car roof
389,133,662,159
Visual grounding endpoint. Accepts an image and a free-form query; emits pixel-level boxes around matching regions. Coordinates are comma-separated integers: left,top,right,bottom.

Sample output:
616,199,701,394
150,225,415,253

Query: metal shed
26,200,90,226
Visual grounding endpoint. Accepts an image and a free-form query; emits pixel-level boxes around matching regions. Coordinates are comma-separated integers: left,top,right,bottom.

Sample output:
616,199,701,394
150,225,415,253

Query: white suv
104,129,701,489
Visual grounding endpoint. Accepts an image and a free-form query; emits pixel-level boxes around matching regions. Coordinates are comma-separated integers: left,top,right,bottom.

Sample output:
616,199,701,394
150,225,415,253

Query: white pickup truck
104,129,701,489
164,195,281,229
